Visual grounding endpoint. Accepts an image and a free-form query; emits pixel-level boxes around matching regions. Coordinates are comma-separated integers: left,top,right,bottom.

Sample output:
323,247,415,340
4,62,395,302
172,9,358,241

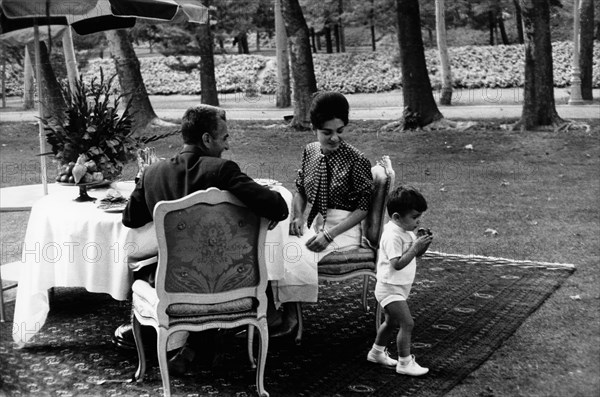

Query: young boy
367,185,433,376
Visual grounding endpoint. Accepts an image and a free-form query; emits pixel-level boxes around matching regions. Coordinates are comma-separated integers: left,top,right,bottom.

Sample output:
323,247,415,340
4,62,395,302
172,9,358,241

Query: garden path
0,88,598,122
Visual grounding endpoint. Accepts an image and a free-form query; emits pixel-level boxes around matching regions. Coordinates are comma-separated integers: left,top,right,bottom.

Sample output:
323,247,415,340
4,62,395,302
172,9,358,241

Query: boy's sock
367,344,398,367
372,344,386,352
399,355,412,365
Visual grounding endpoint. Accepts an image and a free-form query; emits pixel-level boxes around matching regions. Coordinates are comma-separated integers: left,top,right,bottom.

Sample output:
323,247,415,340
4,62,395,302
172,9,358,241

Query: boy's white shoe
367,348,398,367
396,355,429,376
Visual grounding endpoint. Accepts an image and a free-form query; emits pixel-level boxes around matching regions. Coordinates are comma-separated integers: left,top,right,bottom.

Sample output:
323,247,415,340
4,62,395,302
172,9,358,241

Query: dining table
9,180,292,347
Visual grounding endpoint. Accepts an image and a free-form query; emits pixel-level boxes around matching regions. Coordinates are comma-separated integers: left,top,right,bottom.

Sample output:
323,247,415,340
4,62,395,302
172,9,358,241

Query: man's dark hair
387,185,428,217
181,105,226,145
310,91,349,129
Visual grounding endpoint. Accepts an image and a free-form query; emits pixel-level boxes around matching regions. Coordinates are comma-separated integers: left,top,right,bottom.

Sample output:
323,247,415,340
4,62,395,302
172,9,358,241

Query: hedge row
4,41,599,96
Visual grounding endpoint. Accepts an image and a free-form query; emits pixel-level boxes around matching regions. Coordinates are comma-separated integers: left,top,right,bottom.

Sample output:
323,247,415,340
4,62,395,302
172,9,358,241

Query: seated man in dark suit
116,104,289,374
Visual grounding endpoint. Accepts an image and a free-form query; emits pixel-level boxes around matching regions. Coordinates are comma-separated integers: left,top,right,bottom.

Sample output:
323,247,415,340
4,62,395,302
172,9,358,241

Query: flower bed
4,41,599,96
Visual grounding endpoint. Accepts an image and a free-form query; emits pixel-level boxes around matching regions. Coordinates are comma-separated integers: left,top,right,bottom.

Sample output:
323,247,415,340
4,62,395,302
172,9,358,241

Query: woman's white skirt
272,209,361,305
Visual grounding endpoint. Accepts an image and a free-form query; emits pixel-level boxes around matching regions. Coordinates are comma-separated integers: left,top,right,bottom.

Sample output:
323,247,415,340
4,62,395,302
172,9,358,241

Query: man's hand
289,217,305,236
268,220,279,230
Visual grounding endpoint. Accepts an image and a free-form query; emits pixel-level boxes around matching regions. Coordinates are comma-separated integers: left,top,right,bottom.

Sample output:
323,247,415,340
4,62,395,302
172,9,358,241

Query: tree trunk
334,23,340,52
281,0,318,129
310,27,317,52
514,0,525,44
498,14,510,44
62,27,79,94
489,11,496,45
197,13,219,106
324,26,333,53
1,47,5,108
579,0,594,101
338,0,345,52
256,30,261,52
105,29,158,134
370,24,376,51
23,45,35,110
519,0,562,129
236,33,249,54
396,0,443,129
370,0,376,51
28,41,66,123
435,0,453,105
275,0,291,108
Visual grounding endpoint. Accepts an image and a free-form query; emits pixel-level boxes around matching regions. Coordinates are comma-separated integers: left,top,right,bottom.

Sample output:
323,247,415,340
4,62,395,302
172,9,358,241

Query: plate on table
57,180,112,189
97,200,128,213
254,178,282,187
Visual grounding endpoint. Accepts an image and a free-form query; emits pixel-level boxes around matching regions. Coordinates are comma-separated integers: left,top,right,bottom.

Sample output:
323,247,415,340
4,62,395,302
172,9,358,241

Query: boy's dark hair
181,105,226,146
309,91,349,129
386,185,428,216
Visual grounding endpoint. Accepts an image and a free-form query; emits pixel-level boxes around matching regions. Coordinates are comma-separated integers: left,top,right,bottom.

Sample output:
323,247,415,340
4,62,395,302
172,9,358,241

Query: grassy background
1,119,599,396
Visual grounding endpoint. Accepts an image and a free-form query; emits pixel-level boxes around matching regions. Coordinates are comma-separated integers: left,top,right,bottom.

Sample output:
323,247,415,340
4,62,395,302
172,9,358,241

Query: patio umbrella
0,0,208,194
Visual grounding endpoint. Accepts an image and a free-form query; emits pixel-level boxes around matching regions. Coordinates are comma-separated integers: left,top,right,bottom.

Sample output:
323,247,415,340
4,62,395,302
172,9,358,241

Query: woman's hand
305,232,330,252
289,216,305,236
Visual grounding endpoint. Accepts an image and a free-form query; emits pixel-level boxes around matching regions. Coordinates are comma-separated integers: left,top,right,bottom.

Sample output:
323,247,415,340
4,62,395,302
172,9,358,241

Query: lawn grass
1,118,599,396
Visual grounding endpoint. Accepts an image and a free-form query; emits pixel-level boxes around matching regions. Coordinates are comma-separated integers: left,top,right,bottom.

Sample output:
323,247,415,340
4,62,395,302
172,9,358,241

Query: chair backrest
361,157,395,249
152,188,269,318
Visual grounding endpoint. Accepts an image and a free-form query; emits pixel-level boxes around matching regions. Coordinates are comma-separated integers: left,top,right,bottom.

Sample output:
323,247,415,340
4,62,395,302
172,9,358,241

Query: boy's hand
413,234,433,257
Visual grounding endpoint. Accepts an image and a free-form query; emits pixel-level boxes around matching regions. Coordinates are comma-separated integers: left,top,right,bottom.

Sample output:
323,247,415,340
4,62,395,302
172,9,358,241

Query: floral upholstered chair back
152,188,268,320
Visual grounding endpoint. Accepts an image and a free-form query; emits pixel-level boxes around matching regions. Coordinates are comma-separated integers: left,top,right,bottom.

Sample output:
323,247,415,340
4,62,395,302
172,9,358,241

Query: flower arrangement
42,70,139,183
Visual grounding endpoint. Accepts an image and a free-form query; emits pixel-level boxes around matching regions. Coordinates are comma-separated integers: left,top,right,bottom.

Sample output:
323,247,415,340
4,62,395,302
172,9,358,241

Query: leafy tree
518,0,563,130
105,29,162,134
213,0,259,54
435,0,453,105
281,0,317,129
395,0,443,129
275,0,291,108
27,40,66,124
579,0,595,100
343,0,396,50
198,0,218,106
301,0,347,52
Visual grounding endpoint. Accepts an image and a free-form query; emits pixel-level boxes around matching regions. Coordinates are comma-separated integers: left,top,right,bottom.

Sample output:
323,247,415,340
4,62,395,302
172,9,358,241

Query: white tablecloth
12,182,292,346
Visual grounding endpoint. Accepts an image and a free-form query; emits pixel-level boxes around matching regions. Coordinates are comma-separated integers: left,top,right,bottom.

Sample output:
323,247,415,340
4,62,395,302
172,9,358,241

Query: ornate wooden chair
294,157,395,343
131,188,270,397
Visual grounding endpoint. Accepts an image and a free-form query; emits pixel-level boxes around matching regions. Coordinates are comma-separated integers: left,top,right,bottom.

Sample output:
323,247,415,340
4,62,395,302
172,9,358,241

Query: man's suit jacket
123,145,289,228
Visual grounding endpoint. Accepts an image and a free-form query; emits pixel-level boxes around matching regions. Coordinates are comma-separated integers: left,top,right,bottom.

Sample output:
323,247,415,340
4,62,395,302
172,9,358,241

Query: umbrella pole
62,26,79,94
33,22,48,195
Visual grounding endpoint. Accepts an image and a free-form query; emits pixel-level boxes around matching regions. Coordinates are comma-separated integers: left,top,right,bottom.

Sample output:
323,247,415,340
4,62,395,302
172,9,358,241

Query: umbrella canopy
0,0,208,193
0,12,67,44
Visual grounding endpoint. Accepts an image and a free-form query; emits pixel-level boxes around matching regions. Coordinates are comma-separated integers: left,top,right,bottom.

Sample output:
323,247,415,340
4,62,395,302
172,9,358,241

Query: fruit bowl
57,180,111,188
57,179,112,202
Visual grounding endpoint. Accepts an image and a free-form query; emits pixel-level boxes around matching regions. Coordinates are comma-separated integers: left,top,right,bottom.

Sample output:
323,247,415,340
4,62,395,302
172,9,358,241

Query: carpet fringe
426,251,576,269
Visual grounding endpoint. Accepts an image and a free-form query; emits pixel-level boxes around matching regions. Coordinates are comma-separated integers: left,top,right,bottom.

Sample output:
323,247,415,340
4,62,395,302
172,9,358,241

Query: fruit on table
56,156,104,184
72,163,87,184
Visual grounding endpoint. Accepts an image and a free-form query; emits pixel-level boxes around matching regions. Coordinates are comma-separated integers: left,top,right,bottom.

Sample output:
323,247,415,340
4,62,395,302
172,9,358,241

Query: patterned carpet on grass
0,252,574,396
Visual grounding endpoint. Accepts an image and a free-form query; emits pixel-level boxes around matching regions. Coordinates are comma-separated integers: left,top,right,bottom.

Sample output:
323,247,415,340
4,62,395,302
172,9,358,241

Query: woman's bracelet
322,228,334,243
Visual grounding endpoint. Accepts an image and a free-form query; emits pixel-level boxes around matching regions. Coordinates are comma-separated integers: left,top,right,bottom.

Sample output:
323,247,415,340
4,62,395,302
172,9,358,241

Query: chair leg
247,324,256,368
295,302,303,345
256,320,270,397
156,329,171,397
132,316,147,382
